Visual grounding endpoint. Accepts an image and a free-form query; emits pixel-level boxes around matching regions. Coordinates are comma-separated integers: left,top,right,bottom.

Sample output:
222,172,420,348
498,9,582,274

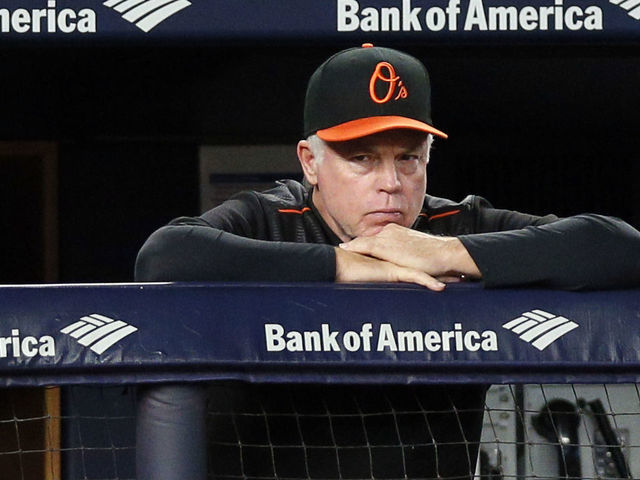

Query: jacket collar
306,188,343,246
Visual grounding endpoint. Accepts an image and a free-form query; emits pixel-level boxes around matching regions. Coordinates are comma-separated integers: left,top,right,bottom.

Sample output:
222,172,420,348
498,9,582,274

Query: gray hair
306,134,327,164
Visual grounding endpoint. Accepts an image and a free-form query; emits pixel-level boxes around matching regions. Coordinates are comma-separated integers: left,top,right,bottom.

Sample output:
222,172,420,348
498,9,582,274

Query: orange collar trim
278,207,311,215
419,209,461,221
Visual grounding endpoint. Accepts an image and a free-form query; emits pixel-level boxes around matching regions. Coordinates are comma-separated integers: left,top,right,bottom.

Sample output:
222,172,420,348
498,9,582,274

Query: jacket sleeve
458,197,640,290
134,192,336,282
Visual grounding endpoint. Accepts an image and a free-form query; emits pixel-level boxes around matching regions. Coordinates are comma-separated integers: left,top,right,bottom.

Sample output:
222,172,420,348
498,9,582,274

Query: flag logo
502,310,578,351
610,0,640,20
102,0,192,32
60,313,137,355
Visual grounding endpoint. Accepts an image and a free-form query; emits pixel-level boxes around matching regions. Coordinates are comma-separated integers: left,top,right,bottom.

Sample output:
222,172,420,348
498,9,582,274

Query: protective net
0,386,136,480
205,383,639,480
0,383,637,479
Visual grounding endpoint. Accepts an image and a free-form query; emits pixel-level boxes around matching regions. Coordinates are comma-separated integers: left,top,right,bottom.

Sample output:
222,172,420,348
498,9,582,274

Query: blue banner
0,0,638,44
0,282,638,386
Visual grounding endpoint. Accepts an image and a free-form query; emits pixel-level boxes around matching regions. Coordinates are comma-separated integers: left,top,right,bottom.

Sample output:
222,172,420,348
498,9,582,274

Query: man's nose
376,161,402,193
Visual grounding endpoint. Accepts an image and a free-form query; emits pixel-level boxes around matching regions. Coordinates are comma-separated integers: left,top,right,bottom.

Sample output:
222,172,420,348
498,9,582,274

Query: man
136,44,639,290
135,44,640,479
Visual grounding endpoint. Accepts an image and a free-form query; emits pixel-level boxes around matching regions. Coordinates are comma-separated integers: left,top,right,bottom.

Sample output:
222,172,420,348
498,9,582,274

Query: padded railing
0,282,638,479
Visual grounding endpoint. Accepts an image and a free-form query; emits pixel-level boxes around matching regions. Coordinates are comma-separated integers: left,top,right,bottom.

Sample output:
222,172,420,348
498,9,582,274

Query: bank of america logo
60,314,138,355
610,0,640,20
502,310,578,351
103,0,192,32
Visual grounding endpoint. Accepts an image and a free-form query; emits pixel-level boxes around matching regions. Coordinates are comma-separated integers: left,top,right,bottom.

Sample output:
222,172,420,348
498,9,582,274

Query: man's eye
350,155,371,162
399,154,420,161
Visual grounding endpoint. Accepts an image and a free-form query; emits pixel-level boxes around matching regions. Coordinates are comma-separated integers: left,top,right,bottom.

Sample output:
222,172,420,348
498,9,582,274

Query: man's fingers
340,236,397,265
393,266,446,291
340,236,377,255
335,248,445,291
340,226,481,281
437,275,463,283
340,224,433,268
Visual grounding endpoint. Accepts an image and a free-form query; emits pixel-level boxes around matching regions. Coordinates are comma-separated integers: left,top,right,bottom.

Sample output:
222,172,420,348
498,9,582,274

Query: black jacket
136,179,640,289
133,179,640,480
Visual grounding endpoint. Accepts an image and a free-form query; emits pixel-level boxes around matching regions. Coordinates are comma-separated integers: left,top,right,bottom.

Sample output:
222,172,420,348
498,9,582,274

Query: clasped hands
335,223,481,291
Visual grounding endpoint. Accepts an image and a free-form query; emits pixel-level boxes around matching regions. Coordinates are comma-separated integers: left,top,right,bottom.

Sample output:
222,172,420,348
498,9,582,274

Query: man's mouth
366,210,404,221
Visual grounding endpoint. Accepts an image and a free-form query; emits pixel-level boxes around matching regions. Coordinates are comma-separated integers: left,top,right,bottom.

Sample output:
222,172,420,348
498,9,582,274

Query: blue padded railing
0,282,638,386
0,282,638,480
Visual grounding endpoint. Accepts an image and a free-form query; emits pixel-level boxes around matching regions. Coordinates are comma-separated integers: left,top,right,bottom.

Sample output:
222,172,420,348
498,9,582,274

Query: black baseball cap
303,43,447,141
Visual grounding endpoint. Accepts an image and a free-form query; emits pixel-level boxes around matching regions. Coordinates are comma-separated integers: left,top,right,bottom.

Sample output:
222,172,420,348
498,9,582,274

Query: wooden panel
0,142,59,479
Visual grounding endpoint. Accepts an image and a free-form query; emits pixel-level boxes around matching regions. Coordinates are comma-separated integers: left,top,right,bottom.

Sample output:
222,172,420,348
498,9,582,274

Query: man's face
309,130,429,242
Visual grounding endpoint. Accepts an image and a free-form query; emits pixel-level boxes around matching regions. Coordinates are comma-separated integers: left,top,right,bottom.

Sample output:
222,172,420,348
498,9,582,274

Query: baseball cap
303,43,447,141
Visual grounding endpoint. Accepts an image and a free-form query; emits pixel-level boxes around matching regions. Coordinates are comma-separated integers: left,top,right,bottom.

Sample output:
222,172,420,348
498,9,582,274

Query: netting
0,383,637,480
206,383,638,480
0,386,137,480
62,387,137,480
207,383,486,480
481,384,638,480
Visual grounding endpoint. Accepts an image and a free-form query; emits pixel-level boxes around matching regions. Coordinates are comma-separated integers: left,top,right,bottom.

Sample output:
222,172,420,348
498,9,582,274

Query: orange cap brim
316,116,448,142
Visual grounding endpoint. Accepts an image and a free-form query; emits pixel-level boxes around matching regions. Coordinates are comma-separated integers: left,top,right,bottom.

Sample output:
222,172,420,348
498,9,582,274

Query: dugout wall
0,283,639,479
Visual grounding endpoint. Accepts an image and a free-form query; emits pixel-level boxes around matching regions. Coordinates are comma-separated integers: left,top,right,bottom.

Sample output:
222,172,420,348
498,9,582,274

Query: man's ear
297,140,318,186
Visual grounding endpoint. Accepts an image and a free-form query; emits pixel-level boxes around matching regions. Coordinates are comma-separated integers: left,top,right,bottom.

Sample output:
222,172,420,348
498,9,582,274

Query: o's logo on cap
369,62,408,104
